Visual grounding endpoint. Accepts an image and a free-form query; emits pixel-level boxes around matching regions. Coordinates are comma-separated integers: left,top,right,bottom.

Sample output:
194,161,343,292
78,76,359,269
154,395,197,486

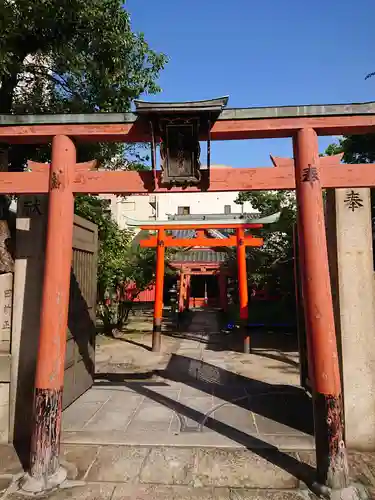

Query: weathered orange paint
294,129,349,489
294,128,341,397
236,228,250,353
140,223,263,230
178,272,186,313
140,235,263,248
70,163,375,193
34,135,75,390
186,275,191,310
2,160,375,195
152,228,165,352
270,153,344,168
1,114,375,143
30,135,75,483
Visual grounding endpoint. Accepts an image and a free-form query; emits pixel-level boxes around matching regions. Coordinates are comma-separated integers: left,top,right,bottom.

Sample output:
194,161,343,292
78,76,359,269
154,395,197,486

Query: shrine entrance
190,275,218,308
1,97,375,495
128,213,279,353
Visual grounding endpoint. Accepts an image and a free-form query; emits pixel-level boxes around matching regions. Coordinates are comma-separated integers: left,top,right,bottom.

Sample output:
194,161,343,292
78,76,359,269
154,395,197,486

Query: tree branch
22,63,84,101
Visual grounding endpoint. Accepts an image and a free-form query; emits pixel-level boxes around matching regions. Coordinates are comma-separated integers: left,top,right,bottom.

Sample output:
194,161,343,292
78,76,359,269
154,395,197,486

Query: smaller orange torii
127,213,280,353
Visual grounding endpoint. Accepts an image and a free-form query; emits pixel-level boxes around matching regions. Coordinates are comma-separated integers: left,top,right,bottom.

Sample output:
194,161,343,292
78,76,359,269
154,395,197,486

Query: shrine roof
170,248,227,264
125,212,280,228
0,101,374,126
167,212,260,222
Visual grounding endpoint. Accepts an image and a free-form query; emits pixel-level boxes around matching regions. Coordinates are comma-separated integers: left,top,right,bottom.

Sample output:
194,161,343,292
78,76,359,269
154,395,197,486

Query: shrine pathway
61,309,314,450
2,310,375,498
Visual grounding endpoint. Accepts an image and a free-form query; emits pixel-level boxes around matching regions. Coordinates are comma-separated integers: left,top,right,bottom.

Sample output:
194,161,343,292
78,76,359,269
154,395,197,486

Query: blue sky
125,0,374,167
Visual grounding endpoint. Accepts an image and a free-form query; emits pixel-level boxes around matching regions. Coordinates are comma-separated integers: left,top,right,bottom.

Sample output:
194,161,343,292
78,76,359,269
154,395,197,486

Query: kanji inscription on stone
344,190,363,212
0,273,12,344
22,196,42,216
302,164,319,185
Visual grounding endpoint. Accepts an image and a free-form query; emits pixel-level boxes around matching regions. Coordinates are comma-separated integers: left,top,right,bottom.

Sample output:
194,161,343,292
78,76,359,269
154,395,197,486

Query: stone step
2,444,375,499
59,444,310,490
9,484,313,499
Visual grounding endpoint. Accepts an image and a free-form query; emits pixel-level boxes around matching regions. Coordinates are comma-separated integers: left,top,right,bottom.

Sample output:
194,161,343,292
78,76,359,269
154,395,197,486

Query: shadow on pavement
95,364,316,488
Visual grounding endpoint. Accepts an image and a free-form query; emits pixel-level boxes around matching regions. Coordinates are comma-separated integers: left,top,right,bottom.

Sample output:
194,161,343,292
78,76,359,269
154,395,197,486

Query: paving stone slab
83,409,134,432
125,420,173,434
179,396,215,413
85,445,149,482
262,435,315,450
62,402,105,431
229,491,307,500
214,405,258,435
298,451,375,488
195,449,299,489
0,445,23,475
60,444,100,480
61,429,268,447
134,401,176,423
71,388,113,404
9,483,115,500
112,484,231,499
253,415,305,437
140,447,197,485
102,391,144,411
0,476,12,494
360,453,375,479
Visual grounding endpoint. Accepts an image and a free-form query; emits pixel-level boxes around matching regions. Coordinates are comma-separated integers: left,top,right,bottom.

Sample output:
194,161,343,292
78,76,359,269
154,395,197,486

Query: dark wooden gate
293,224,311,393
63,215,98,409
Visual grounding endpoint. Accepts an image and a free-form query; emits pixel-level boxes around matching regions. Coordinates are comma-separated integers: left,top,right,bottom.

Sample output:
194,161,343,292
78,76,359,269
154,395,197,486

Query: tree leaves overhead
1,1,167,171
234,190,296,298
74,194,156,301
1,0,167,113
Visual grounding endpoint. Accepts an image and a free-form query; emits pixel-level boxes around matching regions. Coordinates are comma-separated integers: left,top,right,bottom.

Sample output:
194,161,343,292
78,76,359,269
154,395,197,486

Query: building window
178,206,190,215
224,205,231,215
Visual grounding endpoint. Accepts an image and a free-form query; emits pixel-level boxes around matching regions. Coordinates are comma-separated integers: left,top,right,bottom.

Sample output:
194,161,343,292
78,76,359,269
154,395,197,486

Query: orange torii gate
1,98,375,495
128,214,280,353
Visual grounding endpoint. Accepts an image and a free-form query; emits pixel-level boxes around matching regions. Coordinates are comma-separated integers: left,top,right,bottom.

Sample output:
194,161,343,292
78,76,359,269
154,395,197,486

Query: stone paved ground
61,310,314,450
0,443,374,499
1,310,374,498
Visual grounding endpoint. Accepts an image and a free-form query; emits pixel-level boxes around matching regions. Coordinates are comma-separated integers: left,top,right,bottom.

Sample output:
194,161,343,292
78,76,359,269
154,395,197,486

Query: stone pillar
10,195,48,445
0,272,13,443
326,188,375,450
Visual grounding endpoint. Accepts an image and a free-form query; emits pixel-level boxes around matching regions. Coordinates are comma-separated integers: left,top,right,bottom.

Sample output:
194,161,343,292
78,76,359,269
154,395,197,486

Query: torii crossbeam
127,214,280,354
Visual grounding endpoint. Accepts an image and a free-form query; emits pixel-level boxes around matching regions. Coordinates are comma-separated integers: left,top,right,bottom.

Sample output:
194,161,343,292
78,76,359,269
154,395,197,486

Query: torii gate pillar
152,229,165,352
293,128,349,491
236,227,250,353
23,135,75,493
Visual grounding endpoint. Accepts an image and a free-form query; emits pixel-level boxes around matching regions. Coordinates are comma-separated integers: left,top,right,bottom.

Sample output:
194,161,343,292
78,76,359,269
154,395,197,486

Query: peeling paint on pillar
293,128,349,491
315,393,349,489
152,229,165,352
30,388,63,480
28,135,76,487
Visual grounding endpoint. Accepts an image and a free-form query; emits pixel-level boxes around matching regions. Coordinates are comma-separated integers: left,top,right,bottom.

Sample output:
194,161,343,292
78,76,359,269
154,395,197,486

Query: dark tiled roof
168,213,256,221
171,229,196,239
171,249,228,263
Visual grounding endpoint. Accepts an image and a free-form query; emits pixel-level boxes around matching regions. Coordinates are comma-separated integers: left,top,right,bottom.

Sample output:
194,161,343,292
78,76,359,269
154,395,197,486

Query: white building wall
99,194,155,231
155,191,253,219
101,190,255,230
100,167,257,228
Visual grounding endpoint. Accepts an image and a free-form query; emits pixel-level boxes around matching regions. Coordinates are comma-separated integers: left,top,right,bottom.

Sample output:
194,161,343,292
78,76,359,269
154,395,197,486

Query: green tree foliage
325,134,375,222
232,191,297,322
1,0,166,170
74,195,160,334
0,1,167,271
